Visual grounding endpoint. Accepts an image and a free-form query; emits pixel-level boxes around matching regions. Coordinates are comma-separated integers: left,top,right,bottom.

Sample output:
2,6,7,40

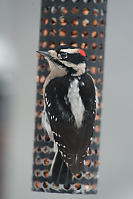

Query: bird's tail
69,154,84,175
51,151,73,185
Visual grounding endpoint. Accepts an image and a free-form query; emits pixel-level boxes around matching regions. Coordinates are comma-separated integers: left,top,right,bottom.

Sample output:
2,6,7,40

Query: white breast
67,79,85,128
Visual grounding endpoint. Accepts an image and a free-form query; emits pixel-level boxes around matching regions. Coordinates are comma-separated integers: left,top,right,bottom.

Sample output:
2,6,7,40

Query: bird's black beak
36,50,53,60
36,50,61,69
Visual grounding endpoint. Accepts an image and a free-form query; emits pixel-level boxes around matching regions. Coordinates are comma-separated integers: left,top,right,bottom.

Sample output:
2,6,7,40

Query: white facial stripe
61,60,76,68
67,79,85,128
61,60,86,69
62,61,86,76
48,50,57,58
60,48,79,54
61,61,86,76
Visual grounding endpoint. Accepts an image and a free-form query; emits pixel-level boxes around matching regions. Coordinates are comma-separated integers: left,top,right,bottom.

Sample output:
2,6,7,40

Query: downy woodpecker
37,47,97,185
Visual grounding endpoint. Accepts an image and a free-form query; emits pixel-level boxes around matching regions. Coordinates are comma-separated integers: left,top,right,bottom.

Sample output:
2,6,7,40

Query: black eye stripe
66,53,86,64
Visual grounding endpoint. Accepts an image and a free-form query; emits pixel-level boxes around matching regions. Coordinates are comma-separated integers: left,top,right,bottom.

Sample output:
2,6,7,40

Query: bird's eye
58,52,68,60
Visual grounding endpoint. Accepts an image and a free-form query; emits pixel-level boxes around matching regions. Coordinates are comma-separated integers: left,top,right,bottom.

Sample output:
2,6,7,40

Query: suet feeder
32,0,107,194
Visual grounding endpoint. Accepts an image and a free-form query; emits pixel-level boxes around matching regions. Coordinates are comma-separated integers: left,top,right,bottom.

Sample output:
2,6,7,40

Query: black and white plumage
37,47,97,185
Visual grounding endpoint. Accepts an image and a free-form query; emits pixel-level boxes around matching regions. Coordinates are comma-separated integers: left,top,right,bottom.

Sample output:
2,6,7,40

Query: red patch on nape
78,49,86,57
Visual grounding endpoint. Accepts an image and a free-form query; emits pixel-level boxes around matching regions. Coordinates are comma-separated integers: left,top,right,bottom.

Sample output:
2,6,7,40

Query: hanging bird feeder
32,0,107,194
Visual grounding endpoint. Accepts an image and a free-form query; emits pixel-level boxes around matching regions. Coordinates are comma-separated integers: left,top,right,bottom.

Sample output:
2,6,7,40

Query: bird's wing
44,74,96,174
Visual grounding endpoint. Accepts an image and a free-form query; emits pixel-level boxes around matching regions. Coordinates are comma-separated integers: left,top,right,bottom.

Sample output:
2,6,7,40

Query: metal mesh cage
32,0,107,194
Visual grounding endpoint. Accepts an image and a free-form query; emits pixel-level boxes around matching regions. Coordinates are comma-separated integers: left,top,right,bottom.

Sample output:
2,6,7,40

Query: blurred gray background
0,0,133,199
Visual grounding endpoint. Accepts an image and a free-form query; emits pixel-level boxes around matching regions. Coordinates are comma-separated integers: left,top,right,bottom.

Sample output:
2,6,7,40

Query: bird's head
37,47,87,76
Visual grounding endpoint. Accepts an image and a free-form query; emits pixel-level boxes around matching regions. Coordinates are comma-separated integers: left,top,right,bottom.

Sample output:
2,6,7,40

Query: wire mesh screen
32,0,107,194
